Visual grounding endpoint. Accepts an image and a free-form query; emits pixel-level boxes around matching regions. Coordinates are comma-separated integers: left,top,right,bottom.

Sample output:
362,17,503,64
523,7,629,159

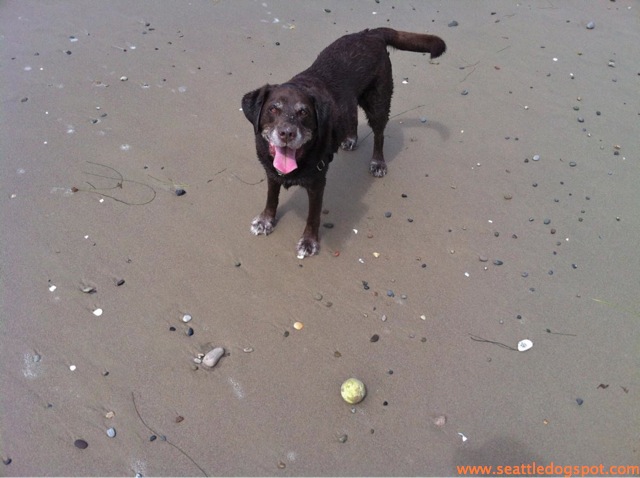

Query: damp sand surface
1,1,638,475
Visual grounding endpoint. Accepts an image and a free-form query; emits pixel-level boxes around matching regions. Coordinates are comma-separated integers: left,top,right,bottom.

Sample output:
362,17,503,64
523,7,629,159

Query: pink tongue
273,146,298,175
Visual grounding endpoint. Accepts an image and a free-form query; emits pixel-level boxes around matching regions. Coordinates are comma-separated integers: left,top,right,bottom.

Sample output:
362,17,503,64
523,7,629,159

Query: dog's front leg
251,176,281,236
296,177,326,258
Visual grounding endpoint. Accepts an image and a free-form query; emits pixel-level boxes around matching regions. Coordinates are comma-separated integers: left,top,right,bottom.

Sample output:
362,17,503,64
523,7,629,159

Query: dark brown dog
242,27,446,258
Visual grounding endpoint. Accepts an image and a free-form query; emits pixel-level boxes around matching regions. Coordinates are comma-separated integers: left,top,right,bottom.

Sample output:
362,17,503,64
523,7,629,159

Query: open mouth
269,144,300,175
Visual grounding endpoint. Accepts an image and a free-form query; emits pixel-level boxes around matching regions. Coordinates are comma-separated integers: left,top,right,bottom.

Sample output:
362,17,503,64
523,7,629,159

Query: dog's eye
298,109,309,117
268,106,279,115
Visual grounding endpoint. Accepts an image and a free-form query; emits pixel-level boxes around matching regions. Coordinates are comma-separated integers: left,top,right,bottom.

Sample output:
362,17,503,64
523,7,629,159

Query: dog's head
242,84,331,175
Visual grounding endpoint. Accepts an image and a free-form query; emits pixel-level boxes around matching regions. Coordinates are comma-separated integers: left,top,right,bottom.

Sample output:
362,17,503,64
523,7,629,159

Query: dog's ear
312,94,333,148
242,85,272,135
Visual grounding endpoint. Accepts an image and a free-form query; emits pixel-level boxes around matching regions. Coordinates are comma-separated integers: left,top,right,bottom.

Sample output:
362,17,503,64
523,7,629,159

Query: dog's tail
374,27,446,59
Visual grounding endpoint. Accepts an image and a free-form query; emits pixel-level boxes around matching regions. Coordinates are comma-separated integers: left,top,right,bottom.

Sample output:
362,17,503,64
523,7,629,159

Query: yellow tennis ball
341,378,366,404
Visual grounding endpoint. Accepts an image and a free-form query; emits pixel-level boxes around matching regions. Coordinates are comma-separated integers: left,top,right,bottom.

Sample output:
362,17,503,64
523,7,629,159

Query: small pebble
532,154,540,161
521,272,529,278
338,434,348,443
479,255,489,262
175,189,186,196
386,290,395,297
493,260,504,266
370,334,380,343
586,21,595,29
384,211,392,218
448,20,459,27
182,314,192,323
434,415,447,428
461,89,469,96
74,439,89,449
322,222,334,229
577,117,584,123
569,161,577,167
576,398,584,405
419,116,428,123
202,347,224,368
106,427,116,438
116,279,125,286
185,327,194,337
243,347,254,353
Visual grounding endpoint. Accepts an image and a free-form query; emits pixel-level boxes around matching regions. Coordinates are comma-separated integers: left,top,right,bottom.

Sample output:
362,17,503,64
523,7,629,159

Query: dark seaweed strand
131,392,208,477
468,334,518,351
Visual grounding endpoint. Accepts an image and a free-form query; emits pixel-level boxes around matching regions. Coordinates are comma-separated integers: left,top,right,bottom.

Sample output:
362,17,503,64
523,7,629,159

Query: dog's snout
277,125,297,143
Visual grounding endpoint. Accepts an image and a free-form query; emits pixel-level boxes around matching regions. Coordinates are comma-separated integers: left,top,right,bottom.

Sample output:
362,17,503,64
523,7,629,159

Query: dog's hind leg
360,64,393,177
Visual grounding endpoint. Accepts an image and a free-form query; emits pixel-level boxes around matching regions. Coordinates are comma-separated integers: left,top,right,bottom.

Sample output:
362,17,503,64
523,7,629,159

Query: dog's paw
251,214,275,235
369,160,388,177
296,237,320,259
340,136,358,151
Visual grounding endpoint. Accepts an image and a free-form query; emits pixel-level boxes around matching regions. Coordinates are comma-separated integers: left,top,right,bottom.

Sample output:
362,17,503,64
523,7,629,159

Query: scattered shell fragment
105,411,115,419
457,432,468,442
202,347,225,368
182,314,192,323
106,427,116,438
293,321,304,330
517,339,533,352
92,308,103,316
81,286,96,293
243,347,254,353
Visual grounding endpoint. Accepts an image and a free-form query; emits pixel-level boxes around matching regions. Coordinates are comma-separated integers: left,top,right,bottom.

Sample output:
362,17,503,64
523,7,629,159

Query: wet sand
1,1,638,476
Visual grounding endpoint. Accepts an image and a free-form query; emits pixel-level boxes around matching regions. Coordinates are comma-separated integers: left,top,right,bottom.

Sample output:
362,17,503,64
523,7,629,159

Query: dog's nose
277,126,297,143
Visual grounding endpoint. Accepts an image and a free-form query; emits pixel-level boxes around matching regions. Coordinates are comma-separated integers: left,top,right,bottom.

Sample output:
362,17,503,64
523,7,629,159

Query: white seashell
202,347,225,368
517,339,533,352
92,308,103,316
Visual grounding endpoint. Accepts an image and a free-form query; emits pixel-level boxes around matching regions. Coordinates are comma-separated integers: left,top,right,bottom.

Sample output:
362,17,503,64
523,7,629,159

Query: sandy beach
1,1,638,476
